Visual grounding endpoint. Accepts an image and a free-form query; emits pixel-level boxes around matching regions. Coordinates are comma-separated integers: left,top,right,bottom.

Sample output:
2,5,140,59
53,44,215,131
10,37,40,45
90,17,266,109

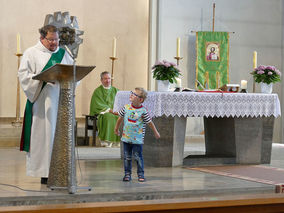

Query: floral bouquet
152,60,181,83
251,65,281,84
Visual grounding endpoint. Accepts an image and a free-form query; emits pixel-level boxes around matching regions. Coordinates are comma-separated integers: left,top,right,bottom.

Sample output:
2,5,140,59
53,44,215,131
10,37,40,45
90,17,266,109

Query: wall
152,0,283,142
0,0,149,117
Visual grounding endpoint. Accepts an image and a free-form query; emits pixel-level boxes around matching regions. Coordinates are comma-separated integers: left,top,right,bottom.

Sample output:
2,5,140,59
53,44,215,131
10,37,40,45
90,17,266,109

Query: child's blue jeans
123,142,144,177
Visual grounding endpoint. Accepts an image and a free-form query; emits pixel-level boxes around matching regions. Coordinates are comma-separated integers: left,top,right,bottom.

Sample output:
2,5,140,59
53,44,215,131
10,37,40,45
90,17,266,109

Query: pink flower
257,71,265,74
163,62,170,67
152,61,164,69
251,64,281,84
257,65,266,71
276,70,281,76
266,66,276,71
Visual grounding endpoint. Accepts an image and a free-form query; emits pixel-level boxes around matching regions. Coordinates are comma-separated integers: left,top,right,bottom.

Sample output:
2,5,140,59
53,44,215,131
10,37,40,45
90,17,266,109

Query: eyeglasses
45,37,60,43
130,91,142,98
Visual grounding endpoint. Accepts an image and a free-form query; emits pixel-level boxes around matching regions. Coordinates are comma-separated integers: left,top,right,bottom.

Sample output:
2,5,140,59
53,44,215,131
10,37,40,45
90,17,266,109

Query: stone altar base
143,115,187,167
142,115,274,167
184,116,274,167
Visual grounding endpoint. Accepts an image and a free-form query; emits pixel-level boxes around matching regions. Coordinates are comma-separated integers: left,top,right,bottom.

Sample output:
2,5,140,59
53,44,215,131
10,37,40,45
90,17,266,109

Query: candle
176,78,182,88
241,80,247,90
17,33,21,54
112,37,116,57
176,37,180,57
253,51,257,69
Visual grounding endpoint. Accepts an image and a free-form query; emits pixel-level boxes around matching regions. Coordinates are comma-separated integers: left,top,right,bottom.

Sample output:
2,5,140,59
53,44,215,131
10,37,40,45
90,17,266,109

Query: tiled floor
1,140,284,206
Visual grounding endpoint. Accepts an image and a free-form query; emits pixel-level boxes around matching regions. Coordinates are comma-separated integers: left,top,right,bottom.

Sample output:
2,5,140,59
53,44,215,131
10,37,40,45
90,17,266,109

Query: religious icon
206,42,220,61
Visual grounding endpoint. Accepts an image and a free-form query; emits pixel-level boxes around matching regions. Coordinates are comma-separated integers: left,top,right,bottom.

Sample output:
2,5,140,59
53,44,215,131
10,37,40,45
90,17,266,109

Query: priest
18,25,73,184
90,71,120,146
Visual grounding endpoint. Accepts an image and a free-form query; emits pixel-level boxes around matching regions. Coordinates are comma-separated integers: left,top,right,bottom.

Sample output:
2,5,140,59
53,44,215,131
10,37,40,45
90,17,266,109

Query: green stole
20,48,65,152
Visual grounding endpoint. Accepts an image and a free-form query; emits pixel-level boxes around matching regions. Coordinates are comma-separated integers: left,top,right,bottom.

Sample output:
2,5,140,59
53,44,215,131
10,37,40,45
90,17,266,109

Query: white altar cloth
113,91,281,118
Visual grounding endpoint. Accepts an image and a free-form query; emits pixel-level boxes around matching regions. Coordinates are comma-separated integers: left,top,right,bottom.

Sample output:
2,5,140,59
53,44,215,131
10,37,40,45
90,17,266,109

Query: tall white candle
176,37,180,57
17,33,21,54
112,37,117,57
241,80,247,89
253,51,257,69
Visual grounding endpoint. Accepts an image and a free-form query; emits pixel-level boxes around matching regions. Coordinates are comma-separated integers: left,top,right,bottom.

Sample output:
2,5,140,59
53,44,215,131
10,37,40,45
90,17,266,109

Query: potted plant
152,60,181,91
251,65,281,93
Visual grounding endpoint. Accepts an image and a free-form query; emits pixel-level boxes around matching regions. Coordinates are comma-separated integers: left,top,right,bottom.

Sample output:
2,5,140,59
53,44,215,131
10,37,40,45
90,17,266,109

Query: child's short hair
135,87,147,102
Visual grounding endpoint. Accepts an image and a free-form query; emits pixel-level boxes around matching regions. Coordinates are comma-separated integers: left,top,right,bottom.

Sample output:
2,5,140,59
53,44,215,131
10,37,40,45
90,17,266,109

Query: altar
113,91,281,167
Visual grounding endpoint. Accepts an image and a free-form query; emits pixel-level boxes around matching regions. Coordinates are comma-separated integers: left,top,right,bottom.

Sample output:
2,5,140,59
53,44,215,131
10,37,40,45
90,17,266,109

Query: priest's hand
110,109,118,116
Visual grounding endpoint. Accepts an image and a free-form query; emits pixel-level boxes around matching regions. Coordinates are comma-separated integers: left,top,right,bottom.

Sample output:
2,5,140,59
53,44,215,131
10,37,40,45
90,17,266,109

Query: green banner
196,31,229,89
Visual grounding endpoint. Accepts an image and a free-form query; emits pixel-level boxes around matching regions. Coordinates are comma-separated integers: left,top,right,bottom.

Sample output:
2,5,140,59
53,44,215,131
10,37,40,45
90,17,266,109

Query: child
114,87,160,182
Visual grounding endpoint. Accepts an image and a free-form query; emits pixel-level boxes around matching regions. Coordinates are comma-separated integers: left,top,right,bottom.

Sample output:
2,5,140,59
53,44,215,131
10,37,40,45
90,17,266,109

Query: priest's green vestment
90,85,120,143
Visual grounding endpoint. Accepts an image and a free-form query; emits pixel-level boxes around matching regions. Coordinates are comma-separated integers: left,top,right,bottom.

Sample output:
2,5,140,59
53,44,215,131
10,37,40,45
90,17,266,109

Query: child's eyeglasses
130,91,142,98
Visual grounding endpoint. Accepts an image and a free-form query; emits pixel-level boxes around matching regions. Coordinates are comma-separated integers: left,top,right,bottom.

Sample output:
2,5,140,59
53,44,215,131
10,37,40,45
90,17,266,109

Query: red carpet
188,165,284,186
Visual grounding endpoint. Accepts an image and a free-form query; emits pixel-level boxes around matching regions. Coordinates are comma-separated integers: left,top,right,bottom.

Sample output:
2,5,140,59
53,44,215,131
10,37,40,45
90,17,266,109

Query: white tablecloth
113,91,281,118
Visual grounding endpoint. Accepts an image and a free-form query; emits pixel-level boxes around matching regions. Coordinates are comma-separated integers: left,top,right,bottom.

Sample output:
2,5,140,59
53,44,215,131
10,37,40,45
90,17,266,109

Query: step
183,155,236,167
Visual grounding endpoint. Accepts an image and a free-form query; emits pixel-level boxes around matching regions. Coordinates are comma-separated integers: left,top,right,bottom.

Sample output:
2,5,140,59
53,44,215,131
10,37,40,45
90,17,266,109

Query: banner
196,31,229,89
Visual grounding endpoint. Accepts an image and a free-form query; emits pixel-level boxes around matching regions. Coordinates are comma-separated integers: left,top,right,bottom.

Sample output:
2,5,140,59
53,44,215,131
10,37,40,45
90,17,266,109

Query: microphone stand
64,46,92,194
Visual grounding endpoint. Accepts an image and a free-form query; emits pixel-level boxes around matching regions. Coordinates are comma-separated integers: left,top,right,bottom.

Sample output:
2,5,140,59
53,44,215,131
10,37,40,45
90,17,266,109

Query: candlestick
109,56,118,86
12,52,23,127
176,37,180,57
253,51,257,93
17,33,21,54
174,56,183,66
112,37,117,58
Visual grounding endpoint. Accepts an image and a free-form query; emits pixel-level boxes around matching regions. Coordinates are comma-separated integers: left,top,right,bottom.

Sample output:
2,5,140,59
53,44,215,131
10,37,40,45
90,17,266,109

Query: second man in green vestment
90,71,120,146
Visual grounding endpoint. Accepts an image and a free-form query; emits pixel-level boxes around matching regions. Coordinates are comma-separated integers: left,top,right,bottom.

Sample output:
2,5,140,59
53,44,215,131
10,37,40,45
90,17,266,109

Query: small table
114,91,281,167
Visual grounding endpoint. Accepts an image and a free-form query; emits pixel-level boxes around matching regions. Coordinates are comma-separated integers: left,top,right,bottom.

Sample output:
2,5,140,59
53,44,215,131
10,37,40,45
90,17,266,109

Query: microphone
196,79,205,90
64,45,74,59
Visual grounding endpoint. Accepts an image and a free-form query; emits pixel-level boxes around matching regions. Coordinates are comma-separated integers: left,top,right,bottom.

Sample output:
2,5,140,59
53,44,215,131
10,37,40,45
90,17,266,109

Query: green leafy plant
251,65,281,84
152,60,181,83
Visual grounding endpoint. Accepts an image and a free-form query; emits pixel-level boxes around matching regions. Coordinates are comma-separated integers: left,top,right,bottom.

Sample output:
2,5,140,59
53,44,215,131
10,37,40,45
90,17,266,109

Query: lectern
33,63,95,193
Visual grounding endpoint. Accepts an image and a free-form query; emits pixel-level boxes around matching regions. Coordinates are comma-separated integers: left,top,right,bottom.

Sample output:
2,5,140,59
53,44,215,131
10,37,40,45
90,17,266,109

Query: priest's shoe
41,177,48,184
